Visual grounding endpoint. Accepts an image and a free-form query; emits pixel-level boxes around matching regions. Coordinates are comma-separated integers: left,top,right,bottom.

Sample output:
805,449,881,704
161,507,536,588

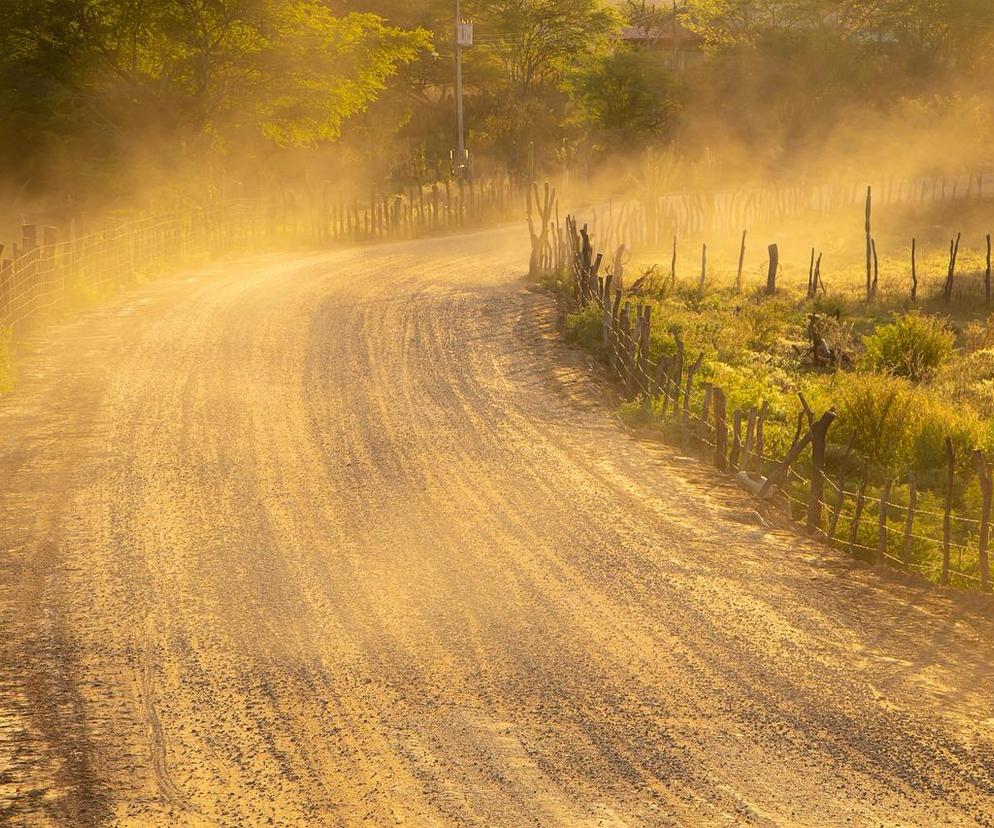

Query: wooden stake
973,449,992,591
736,229,746,292
766,244,779,295
942,437,954,586
910,237,917,302
865,185,872,301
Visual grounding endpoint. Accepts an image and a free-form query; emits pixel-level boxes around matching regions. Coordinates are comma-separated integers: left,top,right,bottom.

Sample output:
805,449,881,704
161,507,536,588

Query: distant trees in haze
3,0,994,206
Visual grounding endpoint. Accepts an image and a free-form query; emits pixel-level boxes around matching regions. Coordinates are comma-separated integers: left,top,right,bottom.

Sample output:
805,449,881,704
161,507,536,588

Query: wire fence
539,208,994,594
0,200,270,332
0,173,525,334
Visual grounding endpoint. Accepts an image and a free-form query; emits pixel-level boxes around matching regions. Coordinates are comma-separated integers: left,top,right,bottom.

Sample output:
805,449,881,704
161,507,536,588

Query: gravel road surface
2,228,994,826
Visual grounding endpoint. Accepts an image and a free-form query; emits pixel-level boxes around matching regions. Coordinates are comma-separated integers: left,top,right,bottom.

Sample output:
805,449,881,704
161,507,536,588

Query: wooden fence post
735,230,746,292
973,449,992,591
699,383,713,444
755,401,768,472
986,234,992,307
805,410,836,534
942,437,954,586
910,237,917,302
759,410,834,500
713,387,728,471
766,244,779,295
865,185,873,301
742,407,757,472
943,232,961,302
681,353,703,446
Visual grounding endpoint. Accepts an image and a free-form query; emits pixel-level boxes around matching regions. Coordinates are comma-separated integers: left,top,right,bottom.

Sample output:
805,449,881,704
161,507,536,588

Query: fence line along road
530,189,994,594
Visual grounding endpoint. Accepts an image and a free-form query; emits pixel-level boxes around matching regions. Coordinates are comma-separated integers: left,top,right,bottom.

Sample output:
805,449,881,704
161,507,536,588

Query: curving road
2,228,994,826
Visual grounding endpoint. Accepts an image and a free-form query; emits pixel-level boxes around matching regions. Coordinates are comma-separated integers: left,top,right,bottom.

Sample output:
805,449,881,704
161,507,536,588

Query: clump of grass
861,313,954,382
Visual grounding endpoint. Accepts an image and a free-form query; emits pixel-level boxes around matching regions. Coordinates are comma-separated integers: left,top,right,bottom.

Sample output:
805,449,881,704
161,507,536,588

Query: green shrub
861,314,954,382
737,298,789,352
834,372,989,477
834,373,916,472
564,305,605,357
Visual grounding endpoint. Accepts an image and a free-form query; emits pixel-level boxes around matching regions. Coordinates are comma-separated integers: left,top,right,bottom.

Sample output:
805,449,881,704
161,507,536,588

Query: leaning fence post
759,410,834,499
876,478,893,565
742,407,757,472
805,410,836,534
942,437,954,586
699,383,713,445
754,401,768,473
972,449,992,591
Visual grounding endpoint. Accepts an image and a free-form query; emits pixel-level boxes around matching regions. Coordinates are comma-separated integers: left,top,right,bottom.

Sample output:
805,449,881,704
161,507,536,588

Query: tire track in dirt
1,231,994,825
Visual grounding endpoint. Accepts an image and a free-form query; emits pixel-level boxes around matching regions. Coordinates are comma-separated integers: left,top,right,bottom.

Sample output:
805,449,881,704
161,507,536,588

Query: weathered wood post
735,230,746,292
699,243,707,290
943,232,961,302
638,306,651,396
765,244,779,295
986,234,992,307
699,383,713,445
670,236,677,287
618,301,632,384
870,238,879,298
742,407,757,472
942,437,954,586
902,471,917,565
758,410,834,501
973,449,992,591
681,353,703,447
713,387,728,471
805,410,836,534
910,237,918,302
754,401,768,473
865,185,873,301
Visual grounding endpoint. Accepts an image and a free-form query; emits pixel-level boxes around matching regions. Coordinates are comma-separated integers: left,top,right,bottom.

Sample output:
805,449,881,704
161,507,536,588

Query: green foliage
564,305,606,357
833,372,987,477
567,48,682,145
739,298,789,352
0,0,430,195
861,314,954,382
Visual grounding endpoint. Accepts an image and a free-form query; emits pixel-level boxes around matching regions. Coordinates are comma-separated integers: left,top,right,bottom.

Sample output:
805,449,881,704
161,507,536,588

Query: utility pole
453,0,471,175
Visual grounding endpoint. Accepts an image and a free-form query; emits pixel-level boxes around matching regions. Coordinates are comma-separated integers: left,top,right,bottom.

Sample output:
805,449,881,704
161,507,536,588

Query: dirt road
2,228,994,826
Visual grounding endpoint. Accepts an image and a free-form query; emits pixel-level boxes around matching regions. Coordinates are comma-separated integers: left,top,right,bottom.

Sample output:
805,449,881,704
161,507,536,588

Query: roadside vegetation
548,202,994,590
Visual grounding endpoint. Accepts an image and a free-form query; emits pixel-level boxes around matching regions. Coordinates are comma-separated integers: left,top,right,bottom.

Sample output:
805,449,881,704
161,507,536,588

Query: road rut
1,228,994,825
